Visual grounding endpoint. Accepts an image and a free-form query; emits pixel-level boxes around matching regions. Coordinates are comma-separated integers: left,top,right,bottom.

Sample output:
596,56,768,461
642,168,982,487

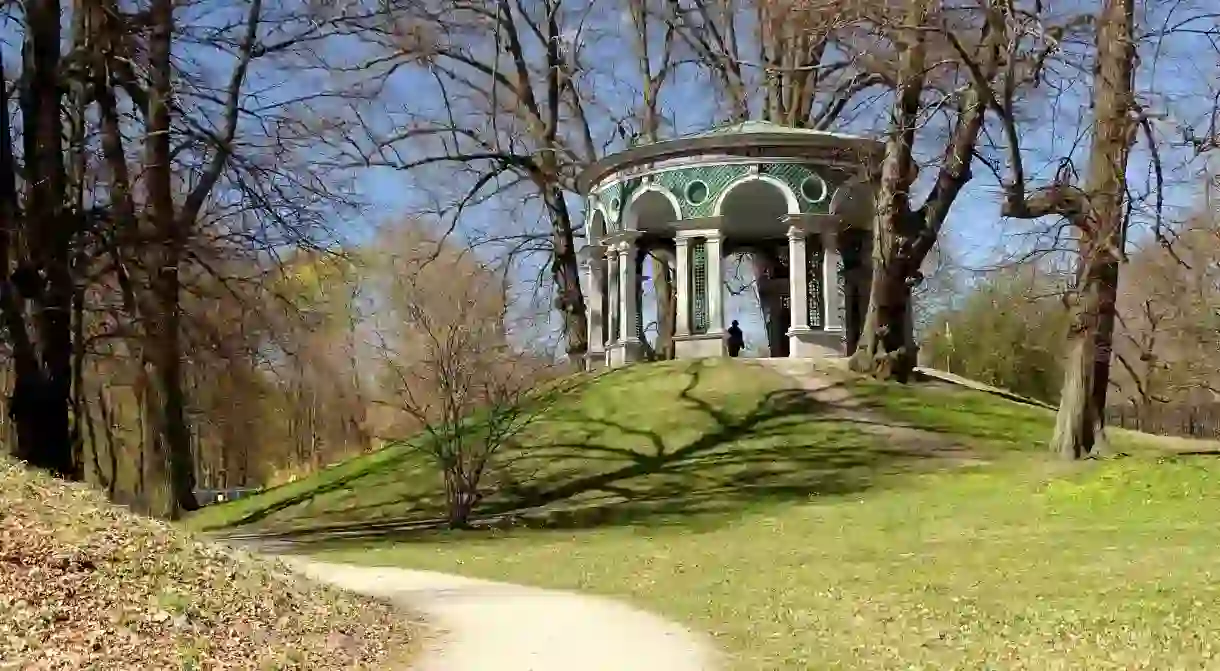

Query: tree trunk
1049,0,1135,459
651,247,676,359
142,0,197,518
4,0,78,478
1052,275,1104,459
545,185,588,360
852,253,917,382
847,6,927,383
443,467,476,529
751,250,788,356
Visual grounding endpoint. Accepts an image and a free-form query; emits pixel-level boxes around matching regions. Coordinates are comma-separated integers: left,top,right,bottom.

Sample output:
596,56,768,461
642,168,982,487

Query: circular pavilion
576,121,885,370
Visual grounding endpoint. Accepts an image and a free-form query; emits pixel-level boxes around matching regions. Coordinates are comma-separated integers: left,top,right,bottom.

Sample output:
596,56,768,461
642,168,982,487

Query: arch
713,173,801,217
623,185,682,231
626,184,683,219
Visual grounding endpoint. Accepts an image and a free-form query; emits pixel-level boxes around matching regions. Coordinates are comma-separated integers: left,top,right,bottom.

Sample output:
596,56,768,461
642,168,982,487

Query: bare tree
663,0,889,355
366,222,553,528
1112,211,1220,410
844,1,1047,381
955,0,1137,457
1,0,79,478
337,0,608,363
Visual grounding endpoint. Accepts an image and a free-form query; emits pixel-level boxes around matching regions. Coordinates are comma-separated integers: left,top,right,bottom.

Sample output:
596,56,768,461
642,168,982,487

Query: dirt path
749,357,990,464
280,557,721,671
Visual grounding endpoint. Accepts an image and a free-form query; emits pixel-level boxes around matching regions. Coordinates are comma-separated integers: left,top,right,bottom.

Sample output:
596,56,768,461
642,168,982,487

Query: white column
822,228,844,333
605,248,619,345
706,232,724,333
787,225,810,332
583,248,605,355
618,240,638,343
674,236,691,336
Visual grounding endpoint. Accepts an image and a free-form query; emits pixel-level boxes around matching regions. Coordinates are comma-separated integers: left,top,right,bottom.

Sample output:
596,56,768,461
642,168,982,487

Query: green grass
320,457,1220,670
188,359,1051,534
189,358,1220,669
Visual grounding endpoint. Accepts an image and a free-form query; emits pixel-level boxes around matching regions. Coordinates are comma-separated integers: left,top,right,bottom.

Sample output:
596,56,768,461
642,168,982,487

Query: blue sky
345,2,1217,352
2,0,1213,354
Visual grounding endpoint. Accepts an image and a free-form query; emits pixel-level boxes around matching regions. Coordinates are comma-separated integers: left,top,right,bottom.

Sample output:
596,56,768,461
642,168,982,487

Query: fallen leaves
0,458,415,670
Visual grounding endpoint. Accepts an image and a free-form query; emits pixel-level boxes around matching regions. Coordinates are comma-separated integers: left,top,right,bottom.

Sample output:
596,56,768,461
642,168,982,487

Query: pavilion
576,121,886,370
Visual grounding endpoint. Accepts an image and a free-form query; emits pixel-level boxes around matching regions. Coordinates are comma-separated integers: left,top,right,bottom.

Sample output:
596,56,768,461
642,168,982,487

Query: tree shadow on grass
230,360,986,552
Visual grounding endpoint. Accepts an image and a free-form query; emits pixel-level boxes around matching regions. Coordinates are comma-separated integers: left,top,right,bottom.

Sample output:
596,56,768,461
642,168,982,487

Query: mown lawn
190,358,1220,669
321,457,1220,670
190,359,1052,535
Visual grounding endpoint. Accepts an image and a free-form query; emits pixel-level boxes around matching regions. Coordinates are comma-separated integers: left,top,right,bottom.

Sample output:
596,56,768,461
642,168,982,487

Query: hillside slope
189,358,1125,539
0,458,415,669
182,358,1220,670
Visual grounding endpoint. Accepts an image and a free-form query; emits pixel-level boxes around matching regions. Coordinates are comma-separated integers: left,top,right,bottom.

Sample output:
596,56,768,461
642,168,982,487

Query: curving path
280,558,721,671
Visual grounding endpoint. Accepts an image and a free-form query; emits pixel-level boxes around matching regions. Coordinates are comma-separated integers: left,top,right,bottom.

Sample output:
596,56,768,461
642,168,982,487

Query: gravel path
280,557,721,671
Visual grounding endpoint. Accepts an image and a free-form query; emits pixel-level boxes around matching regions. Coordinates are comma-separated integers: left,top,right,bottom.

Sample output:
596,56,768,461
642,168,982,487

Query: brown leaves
0,459,415,670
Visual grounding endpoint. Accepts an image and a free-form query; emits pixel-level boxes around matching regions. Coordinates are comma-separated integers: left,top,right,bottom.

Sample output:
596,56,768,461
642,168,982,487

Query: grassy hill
0,456,416,669
188,358,1068,536
188,358,1220,669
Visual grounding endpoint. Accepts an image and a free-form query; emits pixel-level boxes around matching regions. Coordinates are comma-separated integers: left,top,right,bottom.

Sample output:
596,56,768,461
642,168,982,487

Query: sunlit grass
322,457,1220,670
187,358,1220,669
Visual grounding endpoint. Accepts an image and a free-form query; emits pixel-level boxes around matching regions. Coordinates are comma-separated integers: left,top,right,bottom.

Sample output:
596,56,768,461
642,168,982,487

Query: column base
584,350,607,372
607,340,647,368
673,332,726,359
787,327,847,358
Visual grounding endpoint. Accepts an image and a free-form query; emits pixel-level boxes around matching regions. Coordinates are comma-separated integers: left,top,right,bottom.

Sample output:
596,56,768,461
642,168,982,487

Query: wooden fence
1105,403,1220,440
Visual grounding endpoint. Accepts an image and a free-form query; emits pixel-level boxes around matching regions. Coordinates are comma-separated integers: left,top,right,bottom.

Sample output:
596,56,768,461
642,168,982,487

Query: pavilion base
607,340,647,368
787,328,846,358
673,332,725,359
584,349,607,372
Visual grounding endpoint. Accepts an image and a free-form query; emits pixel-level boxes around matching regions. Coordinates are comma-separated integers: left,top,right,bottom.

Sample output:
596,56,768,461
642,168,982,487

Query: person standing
726,319,745,357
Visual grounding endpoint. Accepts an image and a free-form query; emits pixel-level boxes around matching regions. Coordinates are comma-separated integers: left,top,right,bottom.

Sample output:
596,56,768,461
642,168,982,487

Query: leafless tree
662,0,889,355
333,0,611,364
365,222,554,528
949,0,1137,457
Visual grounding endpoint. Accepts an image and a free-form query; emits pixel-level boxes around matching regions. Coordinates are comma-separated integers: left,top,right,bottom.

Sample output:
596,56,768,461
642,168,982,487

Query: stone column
674,236,691,337
787,225,810,333
706,232,725,333
822,228,845,335
583,247,606,370
618,239,638,344
605,246,619,347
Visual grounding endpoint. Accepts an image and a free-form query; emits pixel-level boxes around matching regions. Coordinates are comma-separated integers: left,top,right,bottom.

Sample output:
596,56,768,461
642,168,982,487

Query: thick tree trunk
8,0,77,478
545,186,588,360
651,247,676,359
1049,0,1135,459
848,6,927,383
852,253,917,382
143,0,196,518
751,250,788,357
1051,270,1110,459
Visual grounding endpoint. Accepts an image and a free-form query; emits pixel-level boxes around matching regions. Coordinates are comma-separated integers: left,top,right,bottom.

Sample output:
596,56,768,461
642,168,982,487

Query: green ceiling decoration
592,161,839,224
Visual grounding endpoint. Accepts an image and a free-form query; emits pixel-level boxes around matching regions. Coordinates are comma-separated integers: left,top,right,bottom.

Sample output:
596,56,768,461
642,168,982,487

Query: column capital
579,244,606,263
674,235,692,247
787,225,807,241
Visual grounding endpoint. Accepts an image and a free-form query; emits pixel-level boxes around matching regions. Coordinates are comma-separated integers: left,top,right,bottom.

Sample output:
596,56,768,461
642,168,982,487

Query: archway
625,189,680,359
716,177,797,358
